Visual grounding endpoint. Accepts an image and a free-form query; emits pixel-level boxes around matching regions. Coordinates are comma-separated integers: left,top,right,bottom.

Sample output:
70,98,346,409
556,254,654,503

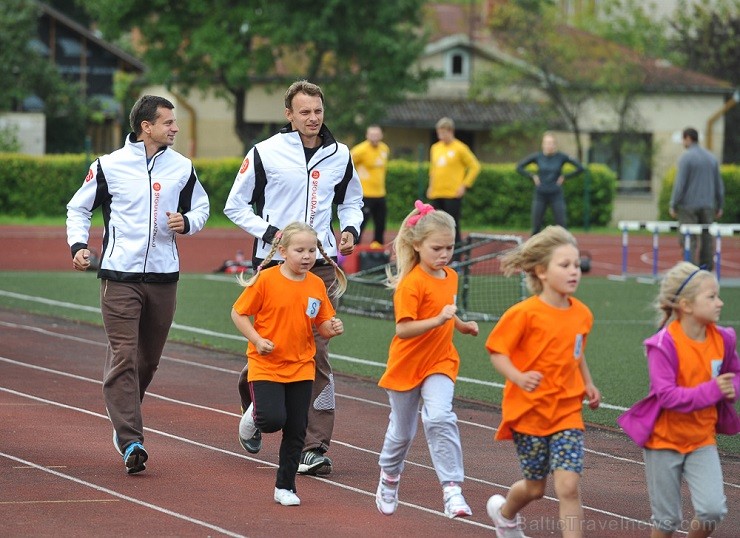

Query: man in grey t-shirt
669,127,724,270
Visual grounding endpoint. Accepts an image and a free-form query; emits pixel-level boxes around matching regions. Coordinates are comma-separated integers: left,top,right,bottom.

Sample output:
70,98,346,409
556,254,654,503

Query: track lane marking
0,448,245,537
0,499,118,505
2,336,725,479
0,380,690,529
0,387,496,530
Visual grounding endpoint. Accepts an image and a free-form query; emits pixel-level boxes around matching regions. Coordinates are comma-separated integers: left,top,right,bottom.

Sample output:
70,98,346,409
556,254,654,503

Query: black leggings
429,197,463,245
249,380,313,492
531,189,566,235
360,196,387,244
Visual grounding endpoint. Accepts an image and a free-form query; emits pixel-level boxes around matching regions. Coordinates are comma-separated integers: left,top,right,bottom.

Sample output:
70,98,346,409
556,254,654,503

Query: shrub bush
0,153,617,228
366,160,616,229
0,153,89,217
658,164,740,223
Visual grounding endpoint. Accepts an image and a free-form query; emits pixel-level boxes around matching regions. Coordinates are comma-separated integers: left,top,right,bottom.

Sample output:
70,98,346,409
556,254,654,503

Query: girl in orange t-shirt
231,222,346,507
375,200,479,519
626,262,738,538
485,225,601,538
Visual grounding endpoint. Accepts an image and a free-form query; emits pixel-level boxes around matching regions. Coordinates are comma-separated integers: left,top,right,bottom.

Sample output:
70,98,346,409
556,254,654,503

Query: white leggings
378,374,465,484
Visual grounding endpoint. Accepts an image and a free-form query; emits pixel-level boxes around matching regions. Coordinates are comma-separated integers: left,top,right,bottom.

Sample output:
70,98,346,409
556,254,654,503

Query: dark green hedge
0,153,616,228
658,164,740,223
385,161,617,229
0,154,91,217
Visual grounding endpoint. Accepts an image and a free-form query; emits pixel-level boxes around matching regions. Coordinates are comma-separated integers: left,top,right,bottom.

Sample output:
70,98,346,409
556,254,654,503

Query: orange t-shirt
232,266,335,383
379,265,460,391
646,320,722,453
485,295,593,440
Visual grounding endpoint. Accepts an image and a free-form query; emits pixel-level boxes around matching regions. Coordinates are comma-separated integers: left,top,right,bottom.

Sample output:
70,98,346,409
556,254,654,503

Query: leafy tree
0,0,55,111
46,0,92,26
475,0,646,161
671,0,740,81
574,0,672,58
580,0,740,162
0,0,90,153
257,0,433,142
671,0,740,161
81,0,434,153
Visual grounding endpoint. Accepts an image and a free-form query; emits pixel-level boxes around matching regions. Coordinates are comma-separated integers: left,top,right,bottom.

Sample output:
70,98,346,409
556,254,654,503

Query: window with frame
589,132,652,193
445,48,469,80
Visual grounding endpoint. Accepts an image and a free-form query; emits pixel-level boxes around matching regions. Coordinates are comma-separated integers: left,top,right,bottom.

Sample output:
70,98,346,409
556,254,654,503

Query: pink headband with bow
406,200,435,227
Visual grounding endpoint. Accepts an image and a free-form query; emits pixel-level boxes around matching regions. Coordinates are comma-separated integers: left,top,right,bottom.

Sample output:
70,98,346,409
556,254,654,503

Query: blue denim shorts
512,428,585,480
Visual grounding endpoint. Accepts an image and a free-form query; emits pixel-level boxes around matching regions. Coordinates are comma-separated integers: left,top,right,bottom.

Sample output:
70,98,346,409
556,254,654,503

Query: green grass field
1,270,739,453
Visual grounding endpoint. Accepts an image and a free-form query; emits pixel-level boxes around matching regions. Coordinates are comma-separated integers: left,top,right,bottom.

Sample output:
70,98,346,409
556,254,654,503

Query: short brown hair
129,95,174,136
284,80,324,110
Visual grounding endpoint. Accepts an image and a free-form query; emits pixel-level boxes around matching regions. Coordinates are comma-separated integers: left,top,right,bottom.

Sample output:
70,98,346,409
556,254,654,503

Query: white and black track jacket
224,123,363,265
66,133,210,283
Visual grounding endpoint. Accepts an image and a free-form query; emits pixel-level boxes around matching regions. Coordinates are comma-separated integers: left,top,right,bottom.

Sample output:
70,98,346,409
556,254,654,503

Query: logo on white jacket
309,171,321,226
152,183,161,248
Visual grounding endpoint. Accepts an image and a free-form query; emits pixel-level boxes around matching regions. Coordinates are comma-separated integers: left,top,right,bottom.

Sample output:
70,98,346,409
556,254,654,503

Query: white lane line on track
4,317,739,483
0,499,117,505
1,384,658,532
0,319,240,375
0,356,239,418
0,387,495,531
4,349,679,525
0,349,640,469
14,288,734,328
4,352,650,483
3,317,739,489
0,318,628,413
2,318,739,487
0,290,245,341
0,448,245,538
0,374,713,532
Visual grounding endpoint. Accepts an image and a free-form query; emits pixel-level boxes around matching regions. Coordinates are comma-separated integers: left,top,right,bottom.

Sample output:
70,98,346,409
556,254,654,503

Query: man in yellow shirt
427,117,481,246
351,125,390,247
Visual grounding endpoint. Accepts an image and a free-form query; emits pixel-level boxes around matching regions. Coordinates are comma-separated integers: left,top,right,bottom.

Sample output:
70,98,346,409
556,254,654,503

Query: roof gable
383,98,557,130
37,2,145,73
424,2,730,94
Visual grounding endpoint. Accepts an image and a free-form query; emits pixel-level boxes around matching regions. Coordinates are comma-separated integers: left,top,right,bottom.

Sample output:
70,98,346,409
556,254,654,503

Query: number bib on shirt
307,297,321,318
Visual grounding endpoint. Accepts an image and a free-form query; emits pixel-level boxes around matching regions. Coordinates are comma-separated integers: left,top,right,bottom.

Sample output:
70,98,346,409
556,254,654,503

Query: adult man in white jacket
225,80,363,475
67,95,210,475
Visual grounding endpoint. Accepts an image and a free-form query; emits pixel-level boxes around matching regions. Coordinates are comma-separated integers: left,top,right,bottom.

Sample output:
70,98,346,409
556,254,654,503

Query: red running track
1,308,739,537
2,225,739,279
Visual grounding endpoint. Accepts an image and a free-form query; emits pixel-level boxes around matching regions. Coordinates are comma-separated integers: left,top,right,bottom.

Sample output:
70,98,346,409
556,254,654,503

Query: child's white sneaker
442,483,472,518
239,403,257,440
274,487,300,506
486,494,530,538
375,470,400,515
